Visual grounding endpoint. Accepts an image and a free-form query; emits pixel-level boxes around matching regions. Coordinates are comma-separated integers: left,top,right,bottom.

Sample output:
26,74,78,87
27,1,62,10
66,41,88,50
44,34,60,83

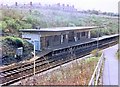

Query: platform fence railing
88,53,105,85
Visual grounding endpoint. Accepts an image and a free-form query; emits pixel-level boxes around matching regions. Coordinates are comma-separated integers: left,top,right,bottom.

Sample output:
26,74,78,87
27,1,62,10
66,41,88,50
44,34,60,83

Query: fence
88,53,105,85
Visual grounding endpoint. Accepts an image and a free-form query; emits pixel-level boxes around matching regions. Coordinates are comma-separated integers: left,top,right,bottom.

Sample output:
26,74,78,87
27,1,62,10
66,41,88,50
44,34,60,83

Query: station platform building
19,26,99,51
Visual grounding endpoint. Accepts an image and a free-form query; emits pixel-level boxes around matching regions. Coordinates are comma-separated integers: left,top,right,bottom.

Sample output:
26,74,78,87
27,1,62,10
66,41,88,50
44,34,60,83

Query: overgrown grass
90,49,102,57
17,55,100,85
85,56,99,63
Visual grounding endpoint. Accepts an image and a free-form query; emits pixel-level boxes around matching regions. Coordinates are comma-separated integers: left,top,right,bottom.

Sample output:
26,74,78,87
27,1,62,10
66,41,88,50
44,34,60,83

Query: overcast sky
1,0,119,13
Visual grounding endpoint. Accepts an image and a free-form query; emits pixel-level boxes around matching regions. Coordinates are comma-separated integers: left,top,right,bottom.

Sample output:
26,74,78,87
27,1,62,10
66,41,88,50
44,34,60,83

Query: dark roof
19,26,102,32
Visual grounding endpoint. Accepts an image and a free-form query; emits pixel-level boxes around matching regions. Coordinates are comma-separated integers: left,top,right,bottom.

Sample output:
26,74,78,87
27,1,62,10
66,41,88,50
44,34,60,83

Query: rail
1,35,117,85
88,53,105,85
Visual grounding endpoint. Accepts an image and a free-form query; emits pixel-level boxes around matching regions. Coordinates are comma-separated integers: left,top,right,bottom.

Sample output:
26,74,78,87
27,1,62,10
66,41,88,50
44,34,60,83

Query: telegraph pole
96,27,99,57
33,41,36,75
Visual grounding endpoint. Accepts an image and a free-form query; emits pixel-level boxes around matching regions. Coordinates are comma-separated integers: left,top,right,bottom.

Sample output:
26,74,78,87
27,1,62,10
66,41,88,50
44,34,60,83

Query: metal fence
88,53,105,85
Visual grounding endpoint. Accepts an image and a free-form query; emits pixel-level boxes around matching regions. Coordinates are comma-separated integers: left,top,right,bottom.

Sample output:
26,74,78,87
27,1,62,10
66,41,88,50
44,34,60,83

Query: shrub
117,50,120,60
90,49,102,57
2,36,33,65
4,36,24,47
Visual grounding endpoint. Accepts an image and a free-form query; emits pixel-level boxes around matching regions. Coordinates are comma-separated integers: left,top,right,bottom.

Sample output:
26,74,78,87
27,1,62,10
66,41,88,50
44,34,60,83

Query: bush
117,50,120,60
0,21,7,30
2,36,34,65
15,38,23,47
4,36,23,47
90,49,102,57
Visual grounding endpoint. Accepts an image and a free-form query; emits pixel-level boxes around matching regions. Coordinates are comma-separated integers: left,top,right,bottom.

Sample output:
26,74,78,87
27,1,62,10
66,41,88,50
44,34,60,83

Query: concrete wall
22,32,41,50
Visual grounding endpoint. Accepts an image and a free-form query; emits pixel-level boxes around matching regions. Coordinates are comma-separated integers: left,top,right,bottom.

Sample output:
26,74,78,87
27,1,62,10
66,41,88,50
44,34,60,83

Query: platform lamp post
93,20,100,57
96,26,100,57
93,19,101,56
96,25,104,56
33,40,36,76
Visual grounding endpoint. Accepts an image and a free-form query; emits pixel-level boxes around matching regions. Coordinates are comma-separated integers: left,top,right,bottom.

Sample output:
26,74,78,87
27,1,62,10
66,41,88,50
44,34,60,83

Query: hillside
0,7,118,37
0,7,118,65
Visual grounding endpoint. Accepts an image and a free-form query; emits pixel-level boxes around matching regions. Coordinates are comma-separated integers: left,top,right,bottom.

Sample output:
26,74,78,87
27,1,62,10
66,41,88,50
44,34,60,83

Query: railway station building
20,26,99,51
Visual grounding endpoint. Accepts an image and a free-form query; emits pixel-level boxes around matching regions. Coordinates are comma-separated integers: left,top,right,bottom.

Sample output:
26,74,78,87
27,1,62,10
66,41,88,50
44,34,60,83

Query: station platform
34,38,95,60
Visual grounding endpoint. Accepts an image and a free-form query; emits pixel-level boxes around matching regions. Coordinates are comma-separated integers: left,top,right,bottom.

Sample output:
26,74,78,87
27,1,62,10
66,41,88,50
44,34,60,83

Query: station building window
68,31,74,42
54,35,59,42
63,34,66,42
81,32,85,37
77,32,80,40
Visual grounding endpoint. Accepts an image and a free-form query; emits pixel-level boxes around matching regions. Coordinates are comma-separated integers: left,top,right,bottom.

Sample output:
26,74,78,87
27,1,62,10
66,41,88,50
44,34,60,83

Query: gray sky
1,0,119,13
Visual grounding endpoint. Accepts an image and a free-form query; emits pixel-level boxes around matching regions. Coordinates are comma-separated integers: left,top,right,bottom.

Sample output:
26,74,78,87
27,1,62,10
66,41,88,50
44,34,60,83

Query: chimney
15,2,18,6
72,5,74,8
67,4,69,7
39,3,41,6
30,2,32,6
57,3,60,6
62,4,65,7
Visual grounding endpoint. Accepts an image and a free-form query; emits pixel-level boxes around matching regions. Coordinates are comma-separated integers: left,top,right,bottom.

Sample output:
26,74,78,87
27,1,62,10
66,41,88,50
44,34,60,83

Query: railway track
1,51,89,85
0,34,118,86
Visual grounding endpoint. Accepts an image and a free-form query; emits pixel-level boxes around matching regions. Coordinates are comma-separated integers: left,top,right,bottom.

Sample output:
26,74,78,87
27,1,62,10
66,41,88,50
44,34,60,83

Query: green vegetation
4,36,24,47
0,8,33,36
0,7,118,65
2,36,33,65
85,56,99,63
0,8,118,37
116,50,120,60
90,49,102,57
